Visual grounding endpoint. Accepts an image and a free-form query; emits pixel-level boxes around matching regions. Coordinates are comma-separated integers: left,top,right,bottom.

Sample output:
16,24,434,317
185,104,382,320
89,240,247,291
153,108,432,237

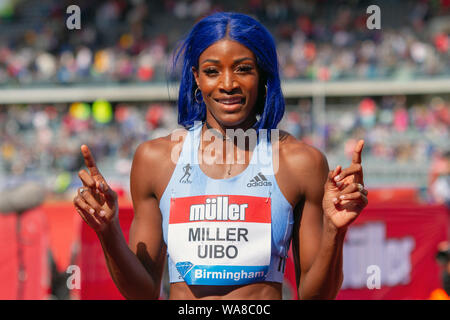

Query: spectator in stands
429,150,450,207
429,241,450,300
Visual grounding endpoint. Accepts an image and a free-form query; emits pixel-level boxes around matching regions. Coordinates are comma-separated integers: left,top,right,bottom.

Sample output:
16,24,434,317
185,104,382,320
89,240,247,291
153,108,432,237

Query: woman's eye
236,65,254,73
203,68,218,75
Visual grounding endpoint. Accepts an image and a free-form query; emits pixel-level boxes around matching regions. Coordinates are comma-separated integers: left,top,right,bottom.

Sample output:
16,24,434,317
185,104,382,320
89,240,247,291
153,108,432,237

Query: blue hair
172,12,285,131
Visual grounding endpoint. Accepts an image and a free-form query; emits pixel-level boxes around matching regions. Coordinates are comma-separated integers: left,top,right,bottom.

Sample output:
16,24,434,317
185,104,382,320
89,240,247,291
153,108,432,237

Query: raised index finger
81,144,101,177
352,140,365,164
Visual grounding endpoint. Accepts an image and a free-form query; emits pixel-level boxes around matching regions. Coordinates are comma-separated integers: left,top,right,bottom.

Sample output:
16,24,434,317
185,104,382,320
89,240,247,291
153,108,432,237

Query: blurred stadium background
0,0,448,300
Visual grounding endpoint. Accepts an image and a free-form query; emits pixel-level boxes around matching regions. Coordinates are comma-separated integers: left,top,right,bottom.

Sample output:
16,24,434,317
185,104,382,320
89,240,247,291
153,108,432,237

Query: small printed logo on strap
247,172,272,187
179,163,193,184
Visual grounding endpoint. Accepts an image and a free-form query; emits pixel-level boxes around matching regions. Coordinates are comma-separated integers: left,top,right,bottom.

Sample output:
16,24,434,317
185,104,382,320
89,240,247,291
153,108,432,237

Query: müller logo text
189,196,248,221
342,222,414,289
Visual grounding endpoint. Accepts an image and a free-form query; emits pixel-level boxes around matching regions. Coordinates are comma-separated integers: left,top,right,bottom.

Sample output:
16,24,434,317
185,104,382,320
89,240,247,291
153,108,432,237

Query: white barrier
1,78,449,104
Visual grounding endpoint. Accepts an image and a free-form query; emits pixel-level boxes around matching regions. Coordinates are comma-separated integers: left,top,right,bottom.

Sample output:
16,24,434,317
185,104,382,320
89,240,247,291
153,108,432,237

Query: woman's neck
203,116,258,141
200,116,258,175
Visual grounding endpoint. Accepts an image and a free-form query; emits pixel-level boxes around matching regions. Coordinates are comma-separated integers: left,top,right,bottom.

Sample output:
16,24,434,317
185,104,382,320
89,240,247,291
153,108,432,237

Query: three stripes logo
247,172,272,187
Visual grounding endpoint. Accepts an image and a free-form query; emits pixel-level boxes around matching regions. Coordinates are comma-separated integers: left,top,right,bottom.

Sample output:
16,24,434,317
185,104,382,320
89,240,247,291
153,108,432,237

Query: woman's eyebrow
233,57,255,64
200,59,220,65
200,57,255,65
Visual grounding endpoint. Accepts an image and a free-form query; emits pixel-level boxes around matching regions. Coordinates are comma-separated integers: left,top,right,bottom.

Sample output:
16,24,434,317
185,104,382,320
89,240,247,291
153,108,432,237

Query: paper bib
167,195,271,285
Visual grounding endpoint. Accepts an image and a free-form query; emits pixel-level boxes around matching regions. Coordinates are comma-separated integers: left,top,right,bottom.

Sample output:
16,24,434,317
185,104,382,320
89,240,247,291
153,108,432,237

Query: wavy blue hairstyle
172,12,285,131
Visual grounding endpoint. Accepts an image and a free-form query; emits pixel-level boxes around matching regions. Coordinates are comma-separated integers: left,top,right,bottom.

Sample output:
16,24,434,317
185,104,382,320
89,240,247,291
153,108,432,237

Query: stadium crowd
1,94,448,200
0,0,448,85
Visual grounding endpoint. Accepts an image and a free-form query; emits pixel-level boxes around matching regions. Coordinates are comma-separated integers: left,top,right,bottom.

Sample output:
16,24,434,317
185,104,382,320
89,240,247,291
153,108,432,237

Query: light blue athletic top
159,123,293,286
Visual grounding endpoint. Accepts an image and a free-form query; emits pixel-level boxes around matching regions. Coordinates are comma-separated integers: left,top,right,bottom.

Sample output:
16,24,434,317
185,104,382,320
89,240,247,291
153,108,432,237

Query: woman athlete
73,12,368,300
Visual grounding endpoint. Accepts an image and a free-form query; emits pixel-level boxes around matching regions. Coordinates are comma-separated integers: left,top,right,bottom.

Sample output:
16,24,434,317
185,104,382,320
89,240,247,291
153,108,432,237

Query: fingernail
100,210,106,217
333,198,338,203
89,208,95,214
336,181,343,187
334,175,341,181
340,195,346,199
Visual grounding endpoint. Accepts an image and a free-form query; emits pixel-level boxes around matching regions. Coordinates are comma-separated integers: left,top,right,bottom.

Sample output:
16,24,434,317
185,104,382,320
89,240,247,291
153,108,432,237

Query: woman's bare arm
74,142,168,299
278,138,367,299
285,144,344,299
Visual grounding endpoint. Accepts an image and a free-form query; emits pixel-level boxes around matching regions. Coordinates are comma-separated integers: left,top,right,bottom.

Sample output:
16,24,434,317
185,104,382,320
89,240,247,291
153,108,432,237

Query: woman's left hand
322,140,368,231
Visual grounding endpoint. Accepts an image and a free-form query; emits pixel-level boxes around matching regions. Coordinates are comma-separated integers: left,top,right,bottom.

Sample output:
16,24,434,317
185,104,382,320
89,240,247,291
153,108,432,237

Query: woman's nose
220,70,238,92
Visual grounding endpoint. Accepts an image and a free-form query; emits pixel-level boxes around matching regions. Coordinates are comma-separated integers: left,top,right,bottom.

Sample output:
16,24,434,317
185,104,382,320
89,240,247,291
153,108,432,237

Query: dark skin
73,39,368,299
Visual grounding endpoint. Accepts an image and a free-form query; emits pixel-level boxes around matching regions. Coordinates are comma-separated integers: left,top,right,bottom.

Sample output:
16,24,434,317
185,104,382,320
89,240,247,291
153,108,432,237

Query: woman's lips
214,97,245,111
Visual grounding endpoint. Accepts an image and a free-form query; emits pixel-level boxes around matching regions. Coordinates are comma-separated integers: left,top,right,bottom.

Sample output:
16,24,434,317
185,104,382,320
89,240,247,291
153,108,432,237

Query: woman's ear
255,74,267,115
192,66,200,88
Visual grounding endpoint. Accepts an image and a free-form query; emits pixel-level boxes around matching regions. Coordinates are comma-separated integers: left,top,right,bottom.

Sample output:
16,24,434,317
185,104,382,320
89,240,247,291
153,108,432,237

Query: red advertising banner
0,208,51,300
79,207,134,300
336,203,448,300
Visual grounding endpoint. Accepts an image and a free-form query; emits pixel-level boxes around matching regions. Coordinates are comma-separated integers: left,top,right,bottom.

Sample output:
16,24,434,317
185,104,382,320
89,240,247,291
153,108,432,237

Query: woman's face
192,39,261,128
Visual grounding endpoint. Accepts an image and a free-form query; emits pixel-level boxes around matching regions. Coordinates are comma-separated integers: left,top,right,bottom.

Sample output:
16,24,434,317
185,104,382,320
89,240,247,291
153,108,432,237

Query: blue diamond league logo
176,261,194,277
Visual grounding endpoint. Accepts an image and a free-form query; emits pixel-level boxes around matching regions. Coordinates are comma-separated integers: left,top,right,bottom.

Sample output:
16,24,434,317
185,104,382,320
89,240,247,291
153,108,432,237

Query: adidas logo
247,172,272,187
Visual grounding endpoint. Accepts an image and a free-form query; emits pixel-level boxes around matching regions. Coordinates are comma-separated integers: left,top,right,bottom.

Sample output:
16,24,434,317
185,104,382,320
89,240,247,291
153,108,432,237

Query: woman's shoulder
273,130,329,205
130,128,190,196
276,130,327,170
132,128,189,166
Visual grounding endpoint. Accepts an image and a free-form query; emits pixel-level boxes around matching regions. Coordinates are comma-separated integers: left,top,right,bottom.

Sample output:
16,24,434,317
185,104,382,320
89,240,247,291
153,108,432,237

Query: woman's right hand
73,144,118,234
